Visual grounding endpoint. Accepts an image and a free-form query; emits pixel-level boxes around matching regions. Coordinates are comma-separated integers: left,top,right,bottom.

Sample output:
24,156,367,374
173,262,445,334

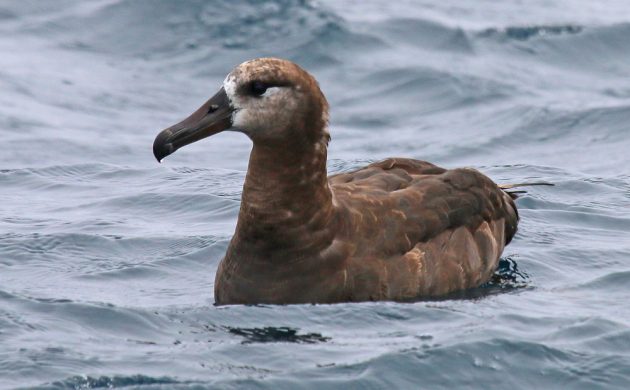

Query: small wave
0,163,107,176
365,17,473,53
286,20,386,68
474,22,630,76
17,0,358,63
304,338,589,389
478,24,584,41
0,7,16,20
34,374,181,390
335,66,514,122
574,270,630,293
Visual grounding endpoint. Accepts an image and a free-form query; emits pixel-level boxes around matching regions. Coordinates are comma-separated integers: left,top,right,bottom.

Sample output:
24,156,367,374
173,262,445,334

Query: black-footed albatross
153,57,542,305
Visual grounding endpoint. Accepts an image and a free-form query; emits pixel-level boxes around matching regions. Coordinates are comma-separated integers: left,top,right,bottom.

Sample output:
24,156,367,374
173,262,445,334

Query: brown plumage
153,58,522,305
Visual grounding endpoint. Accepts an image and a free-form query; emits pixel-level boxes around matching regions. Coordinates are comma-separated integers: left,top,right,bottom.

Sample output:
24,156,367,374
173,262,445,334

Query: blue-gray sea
1,1,630,389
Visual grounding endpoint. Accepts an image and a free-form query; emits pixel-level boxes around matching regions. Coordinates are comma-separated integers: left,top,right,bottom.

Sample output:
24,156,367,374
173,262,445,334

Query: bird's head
153,57,329,162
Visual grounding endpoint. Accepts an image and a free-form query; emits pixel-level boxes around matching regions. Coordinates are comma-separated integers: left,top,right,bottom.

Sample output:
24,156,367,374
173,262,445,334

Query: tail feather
499,182,554,199
499,182,554,190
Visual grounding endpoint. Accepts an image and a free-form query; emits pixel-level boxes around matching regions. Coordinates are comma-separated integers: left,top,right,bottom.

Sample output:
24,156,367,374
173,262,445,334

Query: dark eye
250,81,268,97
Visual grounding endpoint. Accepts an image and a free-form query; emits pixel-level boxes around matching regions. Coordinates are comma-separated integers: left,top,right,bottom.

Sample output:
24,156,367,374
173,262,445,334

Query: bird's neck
233,135,335,255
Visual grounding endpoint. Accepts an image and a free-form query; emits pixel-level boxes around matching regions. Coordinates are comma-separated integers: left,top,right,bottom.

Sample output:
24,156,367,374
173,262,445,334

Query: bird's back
328,158,518,301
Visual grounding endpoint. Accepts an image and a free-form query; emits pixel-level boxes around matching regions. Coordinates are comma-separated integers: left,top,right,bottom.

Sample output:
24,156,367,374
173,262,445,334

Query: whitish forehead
224,59,287,100
223,73,238,101
222,60,263,100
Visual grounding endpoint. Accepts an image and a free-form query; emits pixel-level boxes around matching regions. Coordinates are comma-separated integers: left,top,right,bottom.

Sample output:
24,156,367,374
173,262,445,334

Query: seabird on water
153,57,547,305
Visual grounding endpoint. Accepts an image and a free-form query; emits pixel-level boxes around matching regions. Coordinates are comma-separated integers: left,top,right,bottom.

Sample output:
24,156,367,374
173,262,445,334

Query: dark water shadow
484,256,531,289
35,374,180,390
477,25,584,41
226,326,331,344
414,257,532,302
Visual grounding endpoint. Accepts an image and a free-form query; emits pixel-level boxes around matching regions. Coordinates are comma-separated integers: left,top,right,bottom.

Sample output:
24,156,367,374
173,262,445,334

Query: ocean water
1,0,629,388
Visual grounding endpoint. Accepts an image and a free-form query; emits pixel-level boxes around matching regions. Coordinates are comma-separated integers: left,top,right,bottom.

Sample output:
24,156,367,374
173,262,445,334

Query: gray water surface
1,1,629,389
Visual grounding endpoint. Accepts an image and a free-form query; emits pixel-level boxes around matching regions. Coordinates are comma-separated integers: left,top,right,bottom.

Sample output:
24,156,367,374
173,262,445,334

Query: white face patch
223,74,239,107
220,60,310,138
224,75,281,103
222,75,288,131
232,108,247,130
260,86,280,98
223,73,246,129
